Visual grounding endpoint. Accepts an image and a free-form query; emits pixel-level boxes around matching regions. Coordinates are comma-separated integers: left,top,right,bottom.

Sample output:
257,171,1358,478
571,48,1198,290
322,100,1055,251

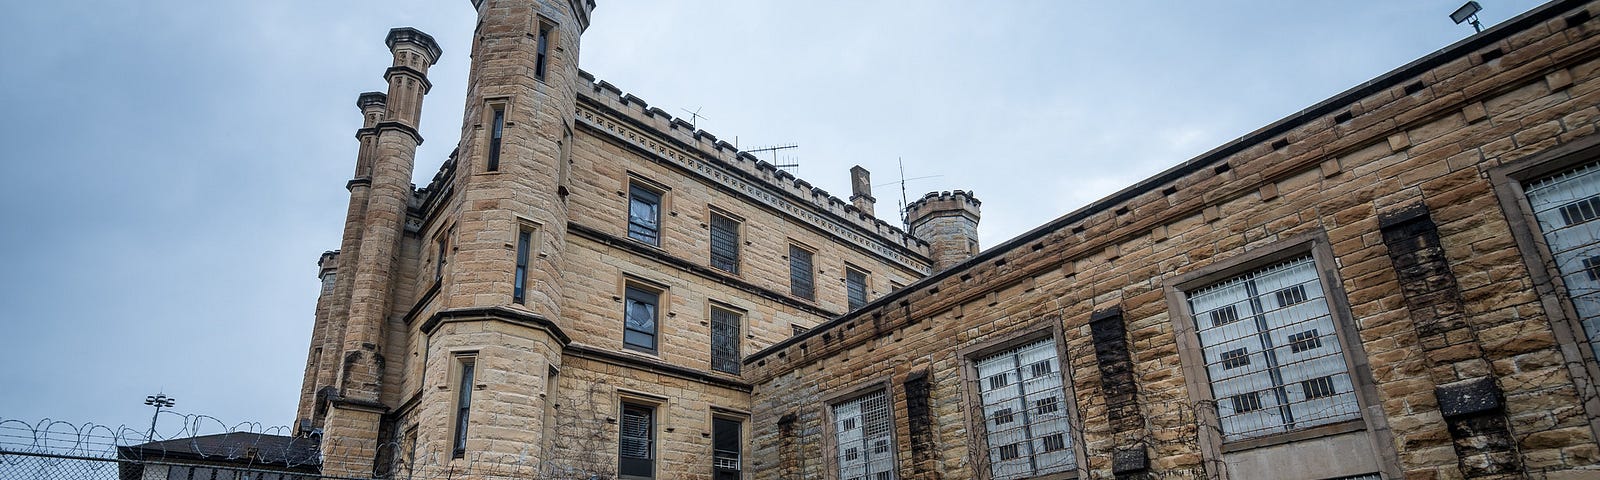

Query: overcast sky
0,0,1547,438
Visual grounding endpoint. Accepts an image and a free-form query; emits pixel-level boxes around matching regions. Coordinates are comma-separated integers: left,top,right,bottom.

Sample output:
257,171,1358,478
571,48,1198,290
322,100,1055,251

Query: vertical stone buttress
321,28,441,478
296,93,388,432
906,190,982,271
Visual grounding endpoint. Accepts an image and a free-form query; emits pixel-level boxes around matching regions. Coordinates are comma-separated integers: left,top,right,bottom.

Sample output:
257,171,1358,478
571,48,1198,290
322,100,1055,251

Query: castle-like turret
907,190,982,271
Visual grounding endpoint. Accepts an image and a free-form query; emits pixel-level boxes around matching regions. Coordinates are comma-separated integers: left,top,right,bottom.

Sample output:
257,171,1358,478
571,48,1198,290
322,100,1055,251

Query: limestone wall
747,1,1600,478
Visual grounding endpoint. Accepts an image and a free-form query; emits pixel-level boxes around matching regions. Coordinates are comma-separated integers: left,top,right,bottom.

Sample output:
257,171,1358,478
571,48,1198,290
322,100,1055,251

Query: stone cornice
385,27,442,65
418,306,571,345
345,177,371,191
383,66,434,94
374,121,424,145
565,343,752,393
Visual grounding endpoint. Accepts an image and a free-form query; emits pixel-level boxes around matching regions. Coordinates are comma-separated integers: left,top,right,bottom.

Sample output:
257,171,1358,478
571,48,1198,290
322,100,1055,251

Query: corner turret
906,190,981,271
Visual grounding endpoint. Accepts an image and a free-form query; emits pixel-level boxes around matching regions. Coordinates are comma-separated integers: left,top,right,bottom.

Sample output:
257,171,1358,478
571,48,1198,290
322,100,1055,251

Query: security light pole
144,393,175,441
1452,1,1484,33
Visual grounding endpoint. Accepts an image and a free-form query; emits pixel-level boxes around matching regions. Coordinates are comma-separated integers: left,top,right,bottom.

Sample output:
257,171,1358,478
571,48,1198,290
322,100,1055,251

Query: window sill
1219,419,1365,453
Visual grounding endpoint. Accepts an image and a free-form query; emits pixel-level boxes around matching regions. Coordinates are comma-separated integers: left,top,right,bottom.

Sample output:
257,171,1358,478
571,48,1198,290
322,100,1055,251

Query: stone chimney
850,165,876,216
906,190,981,271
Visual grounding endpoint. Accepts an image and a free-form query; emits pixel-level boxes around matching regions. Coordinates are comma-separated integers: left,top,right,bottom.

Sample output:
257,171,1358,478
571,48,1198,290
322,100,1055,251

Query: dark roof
117,432,319,469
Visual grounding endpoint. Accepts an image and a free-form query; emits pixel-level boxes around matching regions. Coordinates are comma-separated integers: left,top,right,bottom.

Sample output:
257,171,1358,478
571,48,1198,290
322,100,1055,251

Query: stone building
295,0,1600,478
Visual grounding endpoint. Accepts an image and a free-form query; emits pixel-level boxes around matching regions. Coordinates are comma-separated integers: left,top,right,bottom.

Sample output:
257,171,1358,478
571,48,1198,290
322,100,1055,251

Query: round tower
407,0,595,474
907,190,982,271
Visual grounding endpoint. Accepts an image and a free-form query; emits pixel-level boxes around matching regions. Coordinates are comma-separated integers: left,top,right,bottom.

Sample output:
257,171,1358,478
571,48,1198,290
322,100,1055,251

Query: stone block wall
745,1,1600,478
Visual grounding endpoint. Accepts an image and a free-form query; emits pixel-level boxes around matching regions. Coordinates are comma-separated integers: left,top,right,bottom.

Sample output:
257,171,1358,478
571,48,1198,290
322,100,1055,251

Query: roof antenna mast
747,143,800,174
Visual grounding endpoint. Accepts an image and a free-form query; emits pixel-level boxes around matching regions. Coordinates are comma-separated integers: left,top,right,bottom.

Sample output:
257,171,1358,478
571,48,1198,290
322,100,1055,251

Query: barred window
710,307,741,374
710,213,740,274
623,285,659,354
628,184,662,246
1524,160,1600,361
833,389,894,480
790,245,814,300
974,338,1075,479
846,267,869,310
619,403,655,479
1185,255,1359,442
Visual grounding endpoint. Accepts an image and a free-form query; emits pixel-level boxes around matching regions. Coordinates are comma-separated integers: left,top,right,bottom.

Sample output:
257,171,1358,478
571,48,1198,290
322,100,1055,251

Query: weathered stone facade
295,0,1600,479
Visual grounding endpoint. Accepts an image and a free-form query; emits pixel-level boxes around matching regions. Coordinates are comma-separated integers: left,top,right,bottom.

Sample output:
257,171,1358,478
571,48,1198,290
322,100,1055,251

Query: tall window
846,267,869,310
832,389,894,480
628,184,662,246
534,22,552,81
709,212,740,274
790,245,814,300
1524,160,1600,360
974,338,1075,479
513,225,533,304
619,403,655,479
487,105,505,172
1185,255,1359,442
453,355,476,457
710,307,741,374
712,417,742,480
624,285,660,354
435,232,450,281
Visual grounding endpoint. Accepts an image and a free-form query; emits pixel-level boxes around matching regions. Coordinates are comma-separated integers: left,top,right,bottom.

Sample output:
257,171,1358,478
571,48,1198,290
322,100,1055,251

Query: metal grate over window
846,267,869,310
790,245,815,300
974,338,1075,479
833,389,894,480
1186,255,1360,442
710,213,740,274
710,308,741,374
1525,160,1600,361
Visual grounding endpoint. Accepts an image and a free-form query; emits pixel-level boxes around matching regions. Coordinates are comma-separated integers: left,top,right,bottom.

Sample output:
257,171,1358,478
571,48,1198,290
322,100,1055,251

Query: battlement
905,190,981,224
318,250,339,270
574,69,932,258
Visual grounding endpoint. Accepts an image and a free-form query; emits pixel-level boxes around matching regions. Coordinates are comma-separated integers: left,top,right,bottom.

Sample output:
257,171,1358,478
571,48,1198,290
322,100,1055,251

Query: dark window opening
789,245,814,300
1035,396,1059,415
513,228,532,304
619,403,655,479
1220,348,1250,370
623,286,659,353
1302,375,1338,399
1209,304,1240,327
487,106,505,171
998,443,1020,460
1231,392,1262,413
628,185,661,246
711,308,741,374
992,408,1014,425
534,23,551,81
452,357,475,457
1288,329,1322,353
710,213,740,274
712,417,741,480
1029,360,1053,378
846,267,869,310
1041,433,1066,452
1275,284,1307,307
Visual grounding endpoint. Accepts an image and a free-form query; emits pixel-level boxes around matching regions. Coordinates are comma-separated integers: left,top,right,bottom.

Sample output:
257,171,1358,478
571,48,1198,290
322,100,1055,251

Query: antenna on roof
882,157,943,231
747,143,800,173
681,107,709,129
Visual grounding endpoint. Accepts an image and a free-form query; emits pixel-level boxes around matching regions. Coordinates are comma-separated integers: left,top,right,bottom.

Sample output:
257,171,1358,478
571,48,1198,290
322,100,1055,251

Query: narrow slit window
513,226,533,304
534,23,552,81
487,106,505,172
453,356,475,457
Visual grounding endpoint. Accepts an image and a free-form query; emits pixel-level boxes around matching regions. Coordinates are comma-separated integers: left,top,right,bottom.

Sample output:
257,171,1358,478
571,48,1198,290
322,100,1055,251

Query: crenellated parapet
906,190,981,271
574,70,933,272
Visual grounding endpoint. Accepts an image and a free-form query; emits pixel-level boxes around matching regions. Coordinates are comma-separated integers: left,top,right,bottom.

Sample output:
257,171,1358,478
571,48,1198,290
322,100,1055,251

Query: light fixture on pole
1452,1,1484,33
143,393,176,440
